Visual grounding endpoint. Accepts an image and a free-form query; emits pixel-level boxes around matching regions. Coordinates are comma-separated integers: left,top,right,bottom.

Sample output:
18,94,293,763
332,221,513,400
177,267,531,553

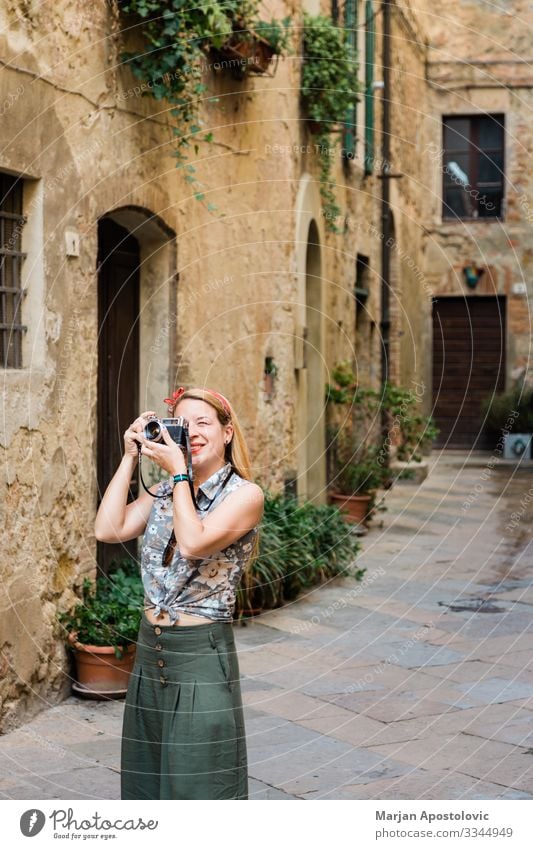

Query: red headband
163,386,232,417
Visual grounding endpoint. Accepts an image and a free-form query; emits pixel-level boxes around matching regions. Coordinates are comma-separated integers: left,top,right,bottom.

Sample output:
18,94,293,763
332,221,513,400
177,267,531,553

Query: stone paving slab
318,770,533,801
0,766,121,800
1,451,533,800
248,777,299,799
247,729,411,796
509,698,533,712
295,711,389,748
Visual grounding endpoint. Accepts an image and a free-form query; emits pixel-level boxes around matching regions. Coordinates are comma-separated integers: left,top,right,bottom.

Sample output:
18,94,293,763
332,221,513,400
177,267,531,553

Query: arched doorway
304,219,326,504
97,219,140,573
96,207,177,575
294,175,327,504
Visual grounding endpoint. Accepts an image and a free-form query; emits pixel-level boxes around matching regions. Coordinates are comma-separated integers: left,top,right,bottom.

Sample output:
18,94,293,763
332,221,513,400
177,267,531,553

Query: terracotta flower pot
307,119,344,135
329,492,373,525
307,119,327,134
71,642,136,700
214,33,278,75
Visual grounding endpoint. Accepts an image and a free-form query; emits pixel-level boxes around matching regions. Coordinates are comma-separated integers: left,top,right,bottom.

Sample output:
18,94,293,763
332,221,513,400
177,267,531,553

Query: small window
442,114,504,220
354,254,370,333
0,173,27,368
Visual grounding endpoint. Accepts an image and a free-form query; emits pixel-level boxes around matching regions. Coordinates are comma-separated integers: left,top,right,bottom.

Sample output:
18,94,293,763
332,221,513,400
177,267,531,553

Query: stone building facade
0,0,528,727
420,0,533,447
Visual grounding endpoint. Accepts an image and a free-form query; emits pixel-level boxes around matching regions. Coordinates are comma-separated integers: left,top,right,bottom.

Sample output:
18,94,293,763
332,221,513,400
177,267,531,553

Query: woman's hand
123,412,157,458
138,426,187,476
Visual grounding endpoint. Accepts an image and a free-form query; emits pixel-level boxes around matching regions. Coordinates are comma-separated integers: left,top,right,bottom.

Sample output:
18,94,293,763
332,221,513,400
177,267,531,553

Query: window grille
0,173,27,368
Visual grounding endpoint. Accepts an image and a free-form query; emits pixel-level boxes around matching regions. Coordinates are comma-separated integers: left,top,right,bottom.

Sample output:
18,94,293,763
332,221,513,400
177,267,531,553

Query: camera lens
144,420,162,441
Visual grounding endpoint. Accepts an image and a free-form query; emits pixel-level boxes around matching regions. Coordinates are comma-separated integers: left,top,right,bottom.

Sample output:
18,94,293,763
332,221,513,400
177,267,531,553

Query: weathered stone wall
2,0,512,729
319,0,433,408
0,0,301,730
389,1,432,398
421,0,533,381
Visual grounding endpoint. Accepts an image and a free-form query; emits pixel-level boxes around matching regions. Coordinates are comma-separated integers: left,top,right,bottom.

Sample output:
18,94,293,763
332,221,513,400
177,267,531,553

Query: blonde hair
173,388,261,581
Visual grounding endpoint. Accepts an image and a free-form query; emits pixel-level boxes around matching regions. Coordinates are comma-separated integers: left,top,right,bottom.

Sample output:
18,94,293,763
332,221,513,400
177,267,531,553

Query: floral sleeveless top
141,462,259,624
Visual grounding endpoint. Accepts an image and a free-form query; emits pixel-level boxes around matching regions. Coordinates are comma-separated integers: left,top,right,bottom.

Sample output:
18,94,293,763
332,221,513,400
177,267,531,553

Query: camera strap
137,444,198,509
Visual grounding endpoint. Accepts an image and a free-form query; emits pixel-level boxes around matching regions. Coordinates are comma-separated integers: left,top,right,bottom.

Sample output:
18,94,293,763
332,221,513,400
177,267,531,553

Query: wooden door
432,296,506,449
97,218,140,575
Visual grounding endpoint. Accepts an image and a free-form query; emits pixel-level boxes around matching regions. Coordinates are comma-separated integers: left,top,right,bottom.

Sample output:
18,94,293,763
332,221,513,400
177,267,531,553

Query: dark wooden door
432,296,506,449
97,218,140,575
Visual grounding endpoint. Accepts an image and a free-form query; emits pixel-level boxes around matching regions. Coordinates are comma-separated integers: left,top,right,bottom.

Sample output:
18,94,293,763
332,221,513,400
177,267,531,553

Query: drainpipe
380,0,392,391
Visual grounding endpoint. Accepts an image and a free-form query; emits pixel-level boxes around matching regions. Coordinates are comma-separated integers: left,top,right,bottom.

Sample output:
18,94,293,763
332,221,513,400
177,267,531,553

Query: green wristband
173,473,189,483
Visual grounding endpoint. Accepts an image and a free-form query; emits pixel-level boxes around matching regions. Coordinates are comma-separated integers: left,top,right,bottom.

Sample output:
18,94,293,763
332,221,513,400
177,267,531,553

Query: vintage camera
143,416,189,452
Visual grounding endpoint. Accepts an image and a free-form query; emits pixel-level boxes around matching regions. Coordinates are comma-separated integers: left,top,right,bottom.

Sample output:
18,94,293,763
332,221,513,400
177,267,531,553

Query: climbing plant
301,13,361,232
117,0,292,211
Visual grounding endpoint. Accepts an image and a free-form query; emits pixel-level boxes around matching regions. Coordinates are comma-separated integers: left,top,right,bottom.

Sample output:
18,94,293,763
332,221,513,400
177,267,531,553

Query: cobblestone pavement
1,451,533,800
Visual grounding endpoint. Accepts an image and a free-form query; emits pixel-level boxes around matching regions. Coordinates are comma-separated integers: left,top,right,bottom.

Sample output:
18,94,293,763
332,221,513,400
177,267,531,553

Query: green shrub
326,362,439,479
58,565,144,657
382,383,439,461
481,384,533,434
236,490,364,616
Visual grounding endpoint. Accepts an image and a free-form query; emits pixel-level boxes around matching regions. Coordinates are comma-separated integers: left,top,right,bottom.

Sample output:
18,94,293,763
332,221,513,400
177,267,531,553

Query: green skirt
120,614,248,800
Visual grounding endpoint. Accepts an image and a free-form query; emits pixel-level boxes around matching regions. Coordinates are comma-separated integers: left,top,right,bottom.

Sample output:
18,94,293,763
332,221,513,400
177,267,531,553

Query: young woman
94,386,264,800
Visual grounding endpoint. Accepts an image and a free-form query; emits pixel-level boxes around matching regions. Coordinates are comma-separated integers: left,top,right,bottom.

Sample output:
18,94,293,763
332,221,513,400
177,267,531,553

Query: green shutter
364,0,375,175
343,0,358,159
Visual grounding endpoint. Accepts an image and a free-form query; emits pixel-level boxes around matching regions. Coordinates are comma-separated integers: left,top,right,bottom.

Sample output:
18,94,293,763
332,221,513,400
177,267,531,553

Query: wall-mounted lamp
463,265,484,289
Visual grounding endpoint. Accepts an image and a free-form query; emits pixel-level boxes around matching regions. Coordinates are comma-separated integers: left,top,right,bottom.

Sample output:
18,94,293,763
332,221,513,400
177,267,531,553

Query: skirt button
154,626,162,636
157,659,165,668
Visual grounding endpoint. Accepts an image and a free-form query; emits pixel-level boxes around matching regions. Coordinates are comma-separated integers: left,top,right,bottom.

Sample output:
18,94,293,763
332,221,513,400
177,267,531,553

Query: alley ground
1,451,532,800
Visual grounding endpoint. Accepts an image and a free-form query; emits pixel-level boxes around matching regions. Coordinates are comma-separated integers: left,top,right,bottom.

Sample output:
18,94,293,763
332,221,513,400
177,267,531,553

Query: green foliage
325,361,439,495
381,383,439,462
333,444,389,497
398,467,416,480
254,16,292,53
325,361,387,495
301,13,361,231
58,564,144,658
481,383,533,434
117,0,292,210
236,490,363,616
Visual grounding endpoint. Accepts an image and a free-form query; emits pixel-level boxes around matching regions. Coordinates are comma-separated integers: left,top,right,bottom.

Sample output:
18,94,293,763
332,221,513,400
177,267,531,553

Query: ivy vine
116,0,291,212
301,13,361,233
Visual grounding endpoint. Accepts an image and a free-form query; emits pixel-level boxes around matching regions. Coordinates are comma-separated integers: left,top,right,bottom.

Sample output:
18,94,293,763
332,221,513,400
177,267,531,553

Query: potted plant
325,362,389,524
328,441,388,524
382,382,439,465
481,381,533,458
117,1,292,212
213,15,292,77
58,564,143,699
301,14,361,231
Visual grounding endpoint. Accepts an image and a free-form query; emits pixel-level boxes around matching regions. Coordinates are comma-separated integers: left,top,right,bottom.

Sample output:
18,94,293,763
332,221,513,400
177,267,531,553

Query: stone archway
294,174,327,504
304,219,326,504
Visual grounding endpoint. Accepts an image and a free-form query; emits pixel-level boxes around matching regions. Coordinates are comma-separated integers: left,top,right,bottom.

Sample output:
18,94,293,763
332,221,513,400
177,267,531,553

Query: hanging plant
116,1,292,211
301,13,361,232
210,13,292,78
